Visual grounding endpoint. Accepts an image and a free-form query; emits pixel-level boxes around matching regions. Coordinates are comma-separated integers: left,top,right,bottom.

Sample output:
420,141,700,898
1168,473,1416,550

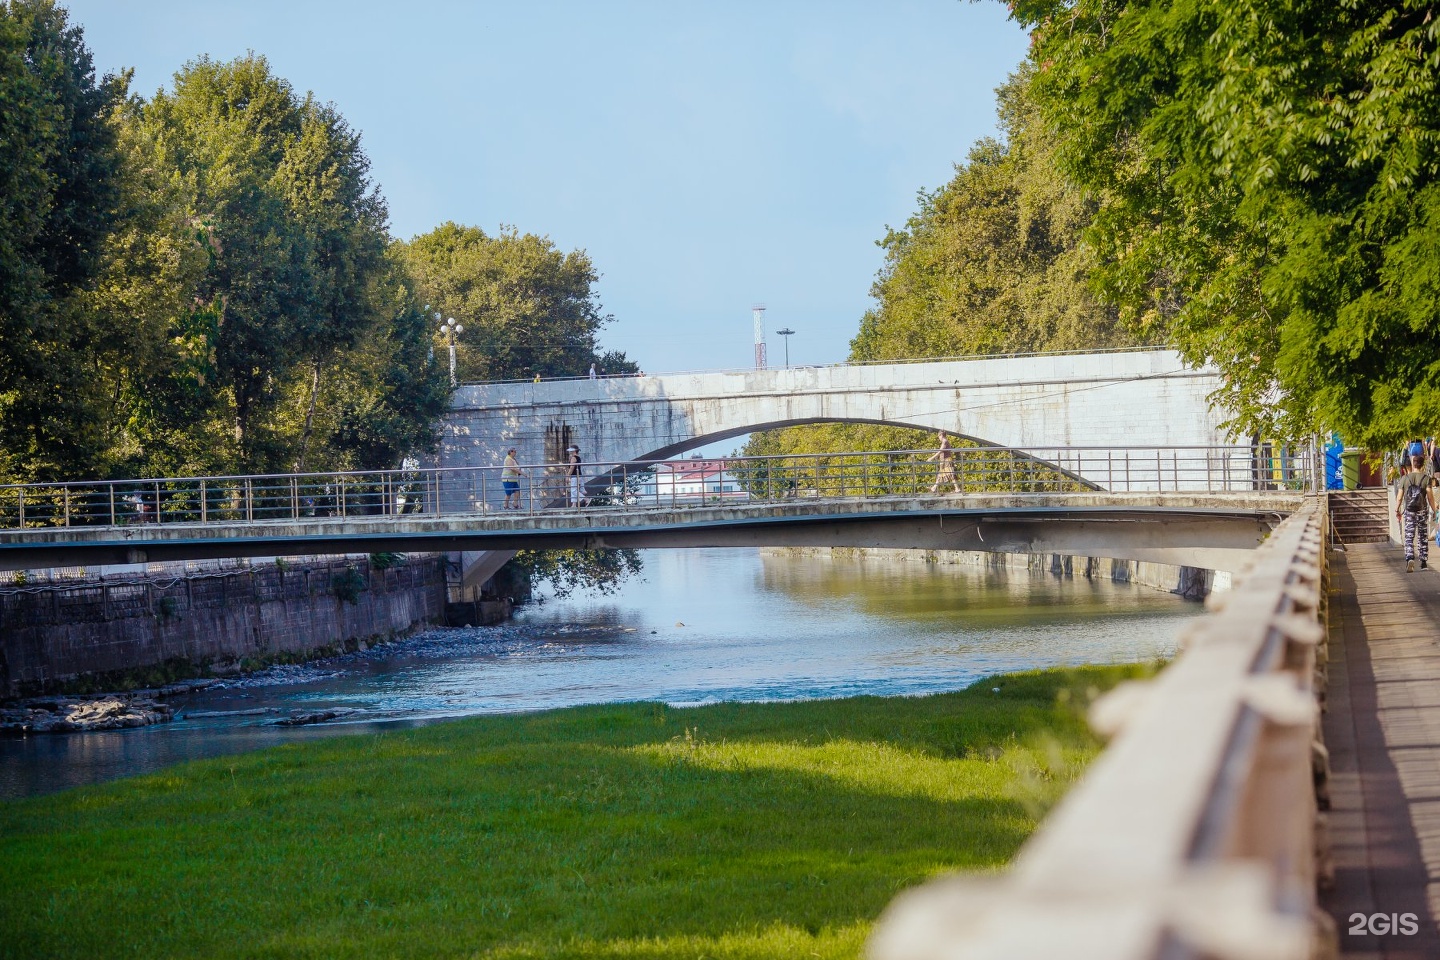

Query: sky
62,1,1031,375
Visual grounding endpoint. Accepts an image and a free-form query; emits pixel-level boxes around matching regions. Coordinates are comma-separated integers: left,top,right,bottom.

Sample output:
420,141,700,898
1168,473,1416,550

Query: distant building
636,456,748,504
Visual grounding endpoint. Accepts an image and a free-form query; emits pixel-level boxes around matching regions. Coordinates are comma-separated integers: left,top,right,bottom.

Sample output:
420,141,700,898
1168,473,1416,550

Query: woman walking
927,431,960,494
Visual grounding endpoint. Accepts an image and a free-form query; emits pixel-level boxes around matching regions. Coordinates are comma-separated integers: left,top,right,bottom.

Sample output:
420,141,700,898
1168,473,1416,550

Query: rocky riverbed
0,680,220,734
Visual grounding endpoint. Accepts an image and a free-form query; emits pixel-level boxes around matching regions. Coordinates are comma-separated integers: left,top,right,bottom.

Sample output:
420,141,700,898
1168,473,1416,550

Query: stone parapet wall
0,556,448,698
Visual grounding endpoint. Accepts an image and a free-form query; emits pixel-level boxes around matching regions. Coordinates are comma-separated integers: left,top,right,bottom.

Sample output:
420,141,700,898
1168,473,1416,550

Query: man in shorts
1395,453,1437,572
502,448,523,510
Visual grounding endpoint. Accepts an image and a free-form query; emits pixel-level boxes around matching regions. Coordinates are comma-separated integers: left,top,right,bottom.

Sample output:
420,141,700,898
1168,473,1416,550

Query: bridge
0,446,1310,572
433,347,1251,591
441,348,1229,498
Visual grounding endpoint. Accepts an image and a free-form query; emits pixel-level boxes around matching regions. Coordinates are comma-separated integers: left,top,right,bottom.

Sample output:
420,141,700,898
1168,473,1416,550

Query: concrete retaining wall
0,556,449,698
762,546,1229,599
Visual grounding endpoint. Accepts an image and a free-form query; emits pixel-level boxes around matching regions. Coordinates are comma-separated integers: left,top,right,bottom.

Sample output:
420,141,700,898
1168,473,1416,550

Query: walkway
0,491,1295,573
1323,541,1440,958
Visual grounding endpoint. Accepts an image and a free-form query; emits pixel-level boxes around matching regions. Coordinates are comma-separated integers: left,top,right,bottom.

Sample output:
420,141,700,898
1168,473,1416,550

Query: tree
0,0,125,482
137,54,393,471
750,71,1136,459
1010,0,1440,447
399,223,632,382
851,69,1134,363
315,258,449,471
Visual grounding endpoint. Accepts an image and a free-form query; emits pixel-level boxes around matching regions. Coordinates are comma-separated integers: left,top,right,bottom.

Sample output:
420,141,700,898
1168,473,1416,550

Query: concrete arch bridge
442,349,1231,509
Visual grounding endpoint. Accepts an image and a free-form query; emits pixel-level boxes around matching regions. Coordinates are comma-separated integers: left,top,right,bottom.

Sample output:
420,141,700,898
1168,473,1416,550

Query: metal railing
869,496,1330,959
0,444,1314,531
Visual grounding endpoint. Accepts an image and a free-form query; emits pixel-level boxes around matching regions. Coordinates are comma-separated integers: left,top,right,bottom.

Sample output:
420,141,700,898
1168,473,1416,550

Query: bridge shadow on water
0,665,1152,960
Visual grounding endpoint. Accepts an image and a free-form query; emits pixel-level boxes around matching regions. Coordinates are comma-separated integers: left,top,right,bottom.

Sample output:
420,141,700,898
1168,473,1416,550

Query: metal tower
752,304,767,369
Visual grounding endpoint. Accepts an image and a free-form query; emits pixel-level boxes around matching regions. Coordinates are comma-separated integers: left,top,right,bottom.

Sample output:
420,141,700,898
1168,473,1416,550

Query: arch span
439,350,1226,510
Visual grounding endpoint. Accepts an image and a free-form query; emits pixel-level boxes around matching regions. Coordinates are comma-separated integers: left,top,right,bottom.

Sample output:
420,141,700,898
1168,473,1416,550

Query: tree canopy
0,0,124,481
399,224,631,382
748,70,1137,458
0,6,449,483
1010,0,1440,446
852,69,1135,362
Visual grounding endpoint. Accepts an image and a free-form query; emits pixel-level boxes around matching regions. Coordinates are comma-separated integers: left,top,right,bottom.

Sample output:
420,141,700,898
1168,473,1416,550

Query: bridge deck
1324,542,1440,958
0,491,1301,573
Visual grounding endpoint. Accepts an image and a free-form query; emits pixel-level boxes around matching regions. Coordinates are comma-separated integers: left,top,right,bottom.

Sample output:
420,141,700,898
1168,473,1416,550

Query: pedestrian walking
502,448,524,510
1395,453,1436,572
566,445,585,507
589,362,597,380
926,431,960,494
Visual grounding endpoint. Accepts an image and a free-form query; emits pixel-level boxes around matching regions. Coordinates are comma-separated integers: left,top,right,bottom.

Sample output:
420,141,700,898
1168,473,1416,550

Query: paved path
1323,541,1440,958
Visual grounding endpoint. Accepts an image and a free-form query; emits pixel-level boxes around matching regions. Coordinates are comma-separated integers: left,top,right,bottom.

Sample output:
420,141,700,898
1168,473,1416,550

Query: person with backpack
1395,454,1437,571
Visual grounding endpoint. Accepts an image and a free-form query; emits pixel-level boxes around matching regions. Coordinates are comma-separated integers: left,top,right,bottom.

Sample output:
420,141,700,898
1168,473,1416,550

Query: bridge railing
868,496,1330,959
0,444,1314,530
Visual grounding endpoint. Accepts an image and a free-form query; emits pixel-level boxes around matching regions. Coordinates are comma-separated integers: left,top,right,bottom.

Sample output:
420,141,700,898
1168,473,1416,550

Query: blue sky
64,1,1030,374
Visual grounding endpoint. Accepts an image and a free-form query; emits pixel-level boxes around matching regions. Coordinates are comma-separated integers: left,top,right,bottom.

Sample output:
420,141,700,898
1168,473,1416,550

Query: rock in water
271,708,354,727
1,696,174,733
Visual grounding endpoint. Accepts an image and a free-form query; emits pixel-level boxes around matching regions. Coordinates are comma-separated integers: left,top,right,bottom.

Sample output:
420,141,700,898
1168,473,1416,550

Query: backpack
1402,473,1429,513
1408,440,1426,459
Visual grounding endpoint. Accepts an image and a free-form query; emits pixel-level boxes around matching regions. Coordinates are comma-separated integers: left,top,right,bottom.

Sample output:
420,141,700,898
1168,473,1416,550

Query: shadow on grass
0,664,1150,960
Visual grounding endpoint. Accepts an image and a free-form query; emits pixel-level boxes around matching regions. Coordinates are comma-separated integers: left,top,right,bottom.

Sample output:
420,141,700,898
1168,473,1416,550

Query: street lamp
439,315,464,386
776,328,795,367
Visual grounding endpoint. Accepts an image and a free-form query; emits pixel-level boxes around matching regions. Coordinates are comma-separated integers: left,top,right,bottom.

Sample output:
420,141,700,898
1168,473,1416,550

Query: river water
0,548,1203,800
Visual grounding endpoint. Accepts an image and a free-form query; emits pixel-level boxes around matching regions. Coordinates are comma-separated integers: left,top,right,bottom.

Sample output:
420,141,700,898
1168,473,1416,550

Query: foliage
0,664,1154,959
0,31,445,482
134,53,397,470
748,71,1137,461
511,548,644,600
368,552,406,571
330,565,365,604
735,425,1087,498
0,0,125,482
1009,0,1440,446
398,223,635,382
850,69,1135,363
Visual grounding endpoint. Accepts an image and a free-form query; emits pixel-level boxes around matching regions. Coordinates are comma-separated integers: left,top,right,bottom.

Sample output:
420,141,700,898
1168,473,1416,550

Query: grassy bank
0,664,1152,959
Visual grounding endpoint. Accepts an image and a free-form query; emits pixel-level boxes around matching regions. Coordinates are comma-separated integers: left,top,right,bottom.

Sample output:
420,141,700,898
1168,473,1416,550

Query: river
0,548,1203,800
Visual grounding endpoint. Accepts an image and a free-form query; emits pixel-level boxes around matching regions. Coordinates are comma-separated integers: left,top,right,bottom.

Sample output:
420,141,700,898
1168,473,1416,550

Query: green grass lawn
0,664,1151,960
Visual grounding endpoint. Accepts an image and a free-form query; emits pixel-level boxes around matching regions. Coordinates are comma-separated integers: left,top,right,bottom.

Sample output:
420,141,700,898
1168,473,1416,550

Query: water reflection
1,548,1201,800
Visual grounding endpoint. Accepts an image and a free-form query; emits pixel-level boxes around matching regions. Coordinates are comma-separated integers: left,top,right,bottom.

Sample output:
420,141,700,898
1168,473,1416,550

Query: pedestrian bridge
443,348,1228,500
0,446,1310,572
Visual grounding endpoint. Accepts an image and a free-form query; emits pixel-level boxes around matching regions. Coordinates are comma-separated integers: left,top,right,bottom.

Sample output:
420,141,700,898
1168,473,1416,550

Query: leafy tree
399,223,633,381
851,69,1134,362
137,54,392,470
749,71,1135,459
311,261,449,471
1009,0,1440,447
0,0,125,481
84,90,212,476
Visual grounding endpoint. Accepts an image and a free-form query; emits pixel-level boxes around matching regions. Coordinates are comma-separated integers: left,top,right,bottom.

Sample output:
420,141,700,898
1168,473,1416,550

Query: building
634,456,748,504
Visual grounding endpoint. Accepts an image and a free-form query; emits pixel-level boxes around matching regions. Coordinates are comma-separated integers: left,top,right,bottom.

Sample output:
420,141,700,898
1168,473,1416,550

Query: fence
0,444,1315,531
